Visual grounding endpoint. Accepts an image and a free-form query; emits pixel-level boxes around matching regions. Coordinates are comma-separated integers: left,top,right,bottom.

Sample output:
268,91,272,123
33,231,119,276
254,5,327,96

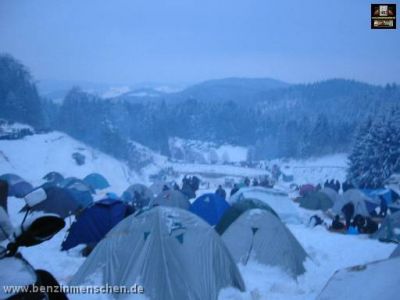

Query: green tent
300,191,333,211
372,211,400,243
215,198,278,235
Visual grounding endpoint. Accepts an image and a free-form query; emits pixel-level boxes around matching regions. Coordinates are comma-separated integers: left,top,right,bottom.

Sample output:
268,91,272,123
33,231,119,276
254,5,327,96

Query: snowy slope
0,131,139,193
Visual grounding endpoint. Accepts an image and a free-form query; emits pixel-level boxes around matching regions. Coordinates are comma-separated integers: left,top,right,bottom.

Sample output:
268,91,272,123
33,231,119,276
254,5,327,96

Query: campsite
1,144,399,299
1,1,400,299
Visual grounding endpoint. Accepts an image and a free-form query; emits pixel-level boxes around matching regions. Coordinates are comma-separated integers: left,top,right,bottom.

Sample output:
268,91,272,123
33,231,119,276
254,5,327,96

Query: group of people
214,175,274,200
322,179,355,193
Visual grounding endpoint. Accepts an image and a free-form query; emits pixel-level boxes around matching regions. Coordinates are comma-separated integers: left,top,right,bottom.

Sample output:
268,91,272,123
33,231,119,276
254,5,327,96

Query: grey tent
332,189,370,217
390,244,400,258
320,187,340,204
148,181,174,196
121,183,154,208
151,190,190,210
70,207,245,300
317,257,400,300
371,211,400,243
300,191,334,211
222,208,307,277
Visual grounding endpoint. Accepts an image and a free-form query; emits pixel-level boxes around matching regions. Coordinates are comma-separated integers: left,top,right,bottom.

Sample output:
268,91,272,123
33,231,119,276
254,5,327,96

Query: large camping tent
61,199,132,251
222,208,307,277
121,183,154,209
371,211,400,243
83,173,110,190
189,193,230,226
331,189,371,217
230,186,301,224
317,257,400,300
70,207,245,300
300,191,333,212
151,190,190,210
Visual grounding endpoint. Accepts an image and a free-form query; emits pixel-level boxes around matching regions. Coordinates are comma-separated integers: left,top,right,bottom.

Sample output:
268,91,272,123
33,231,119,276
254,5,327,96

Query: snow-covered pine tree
348,107,400,188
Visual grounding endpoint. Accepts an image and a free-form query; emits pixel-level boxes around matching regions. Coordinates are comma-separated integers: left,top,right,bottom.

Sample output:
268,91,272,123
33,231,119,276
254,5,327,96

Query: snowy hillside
0,131,139,193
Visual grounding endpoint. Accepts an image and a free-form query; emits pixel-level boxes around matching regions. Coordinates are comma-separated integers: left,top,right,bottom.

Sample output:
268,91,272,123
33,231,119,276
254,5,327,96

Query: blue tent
66,181,94,208
362,189,393,205
61,199,132,251
189,193,230,226
83,173,110,190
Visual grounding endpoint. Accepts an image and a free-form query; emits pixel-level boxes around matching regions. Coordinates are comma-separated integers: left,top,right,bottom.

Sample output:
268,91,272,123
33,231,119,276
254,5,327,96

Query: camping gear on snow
317,257,400,300
121,183,154,209
351,215,378,234
70,207,245,300
42,172,64,183
222,208,307,277
299,184,315,197
390,244,400,258
83,173,110,190
61,199,133,251
331,189,371,217
151,190,190,210
21,186,87,218
230,186,301,224
189,193,230,226
299,191,333,211
371,211,400,243
0,173,33,198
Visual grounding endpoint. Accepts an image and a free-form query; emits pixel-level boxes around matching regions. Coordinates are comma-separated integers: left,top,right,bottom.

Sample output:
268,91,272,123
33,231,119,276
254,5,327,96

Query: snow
1,133,397,299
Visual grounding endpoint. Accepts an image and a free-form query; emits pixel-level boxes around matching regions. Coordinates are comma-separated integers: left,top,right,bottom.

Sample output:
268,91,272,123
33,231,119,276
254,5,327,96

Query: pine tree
348,107,400,188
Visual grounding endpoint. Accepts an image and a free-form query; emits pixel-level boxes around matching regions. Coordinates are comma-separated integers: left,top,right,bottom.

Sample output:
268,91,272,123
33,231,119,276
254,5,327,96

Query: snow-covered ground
1,131,396,299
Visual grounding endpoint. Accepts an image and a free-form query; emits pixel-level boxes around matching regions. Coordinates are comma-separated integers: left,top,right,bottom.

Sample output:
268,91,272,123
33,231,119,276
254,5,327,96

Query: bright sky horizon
0,0,399,86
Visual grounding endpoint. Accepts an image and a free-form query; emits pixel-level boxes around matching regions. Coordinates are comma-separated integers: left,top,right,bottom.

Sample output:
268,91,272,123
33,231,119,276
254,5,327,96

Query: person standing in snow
215,185,226,200
230,183,239,196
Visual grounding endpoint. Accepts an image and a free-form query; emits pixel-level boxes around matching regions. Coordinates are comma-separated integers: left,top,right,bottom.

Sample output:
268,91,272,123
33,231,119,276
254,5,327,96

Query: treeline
0,54,43,127
348,107,400,188
1,53,400,181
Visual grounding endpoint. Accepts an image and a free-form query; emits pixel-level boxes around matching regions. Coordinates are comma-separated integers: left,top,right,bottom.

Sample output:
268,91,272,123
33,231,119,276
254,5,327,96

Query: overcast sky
0,0,399,85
